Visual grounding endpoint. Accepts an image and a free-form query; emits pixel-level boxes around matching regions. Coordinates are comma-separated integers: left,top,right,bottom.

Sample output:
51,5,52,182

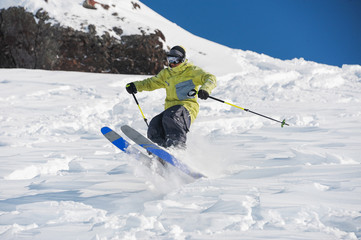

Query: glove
198,89,209,100
126,82,137,94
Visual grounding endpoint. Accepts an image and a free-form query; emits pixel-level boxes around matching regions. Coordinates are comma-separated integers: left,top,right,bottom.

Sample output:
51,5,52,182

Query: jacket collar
170,60,190,73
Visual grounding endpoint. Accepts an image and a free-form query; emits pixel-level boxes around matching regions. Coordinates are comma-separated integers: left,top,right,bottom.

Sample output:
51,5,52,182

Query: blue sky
141,0,361,67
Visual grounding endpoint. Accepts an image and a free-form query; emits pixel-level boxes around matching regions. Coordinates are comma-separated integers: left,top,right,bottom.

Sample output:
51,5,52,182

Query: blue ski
101,126,156,169
120,125,206,179
101,126,130,152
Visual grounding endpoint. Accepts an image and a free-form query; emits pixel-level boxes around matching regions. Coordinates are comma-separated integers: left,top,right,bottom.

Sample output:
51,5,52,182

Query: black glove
126,82,137,94
198,89,209,100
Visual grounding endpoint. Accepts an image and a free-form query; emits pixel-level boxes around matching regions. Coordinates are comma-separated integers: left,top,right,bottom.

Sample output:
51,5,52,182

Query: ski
101,126,130,152
101,126,156,169
120,125,206,179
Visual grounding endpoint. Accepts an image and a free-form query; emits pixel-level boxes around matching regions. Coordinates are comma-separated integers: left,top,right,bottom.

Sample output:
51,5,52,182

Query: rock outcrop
0,7,167,74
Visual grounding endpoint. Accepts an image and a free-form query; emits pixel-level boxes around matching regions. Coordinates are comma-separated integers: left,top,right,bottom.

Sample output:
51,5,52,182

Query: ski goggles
167,56,181,64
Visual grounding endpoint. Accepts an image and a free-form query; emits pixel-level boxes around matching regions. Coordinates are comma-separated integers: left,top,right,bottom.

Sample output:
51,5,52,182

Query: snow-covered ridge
1,0,171,74
0,0,239,74
0,0,272,75
0,0,162,37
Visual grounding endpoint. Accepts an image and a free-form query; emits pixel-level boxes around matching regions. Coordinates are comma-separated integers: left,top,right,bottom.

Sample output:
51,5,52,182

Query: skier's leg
147,112,166,146
162,105,191,148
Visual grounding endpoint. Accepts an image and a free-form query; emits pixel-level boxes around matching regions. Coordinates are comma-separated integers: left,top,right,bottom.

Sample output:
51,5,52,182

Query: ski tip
101,126,112,135
120,125,131,131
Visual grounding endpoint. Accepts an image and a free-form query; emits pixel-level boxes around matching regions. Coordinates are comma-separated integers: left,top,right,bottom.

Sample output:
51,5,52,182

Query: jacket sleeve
133,69,168,92
199,72,217,94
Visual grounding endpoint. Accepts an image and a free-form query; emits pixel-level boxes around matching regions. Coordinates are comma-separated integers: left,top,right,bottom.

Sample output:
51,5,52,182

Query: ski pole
208,95,289,128
131,93,149,127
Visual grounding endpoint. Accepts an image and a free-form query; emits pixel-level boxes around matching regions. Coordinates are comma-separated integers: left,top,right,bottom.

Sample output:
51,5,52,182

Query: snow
1,0,361,239
1,64,360,239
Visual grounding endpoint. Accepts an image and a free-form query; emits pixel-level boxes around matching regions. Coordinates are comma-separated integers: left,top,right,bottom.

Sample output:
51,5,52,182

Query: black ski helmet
167,46,186,63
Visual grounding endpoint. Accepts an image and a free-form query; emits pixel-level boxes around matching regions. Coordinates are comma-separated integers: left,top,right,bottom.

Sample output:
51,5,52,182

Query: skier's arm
133,70,168,92
198,72,216,99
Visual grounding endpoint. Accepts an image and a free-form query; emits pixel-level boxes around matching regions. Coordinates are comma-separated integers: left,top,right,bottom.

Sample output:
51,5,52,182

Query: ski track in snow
0,63,361,240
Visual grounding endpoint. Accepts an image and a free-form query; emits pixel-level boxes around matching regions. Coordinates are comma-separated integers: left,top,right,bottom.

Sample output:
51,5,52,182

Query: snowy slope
1,62,361,239
1,0,361,239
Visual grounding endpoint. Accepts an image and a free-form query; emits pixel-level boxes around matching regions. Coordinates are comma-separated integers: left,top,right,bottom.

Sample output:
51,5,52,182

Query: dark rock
35,8,50,21
0,7,167,74
131,2,141,10
112,27,123,36
88,24,96,35
0,7,37,68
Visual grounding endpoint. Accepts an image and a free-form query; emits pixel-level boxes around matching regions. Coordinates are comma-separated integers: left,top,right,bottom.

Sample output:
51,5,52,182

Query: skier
126,45,217,148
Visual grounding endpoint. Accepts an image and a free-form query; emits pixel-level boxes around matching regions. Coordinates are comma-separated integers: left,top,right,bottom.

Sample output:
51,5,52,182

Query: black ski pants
147,105,191,148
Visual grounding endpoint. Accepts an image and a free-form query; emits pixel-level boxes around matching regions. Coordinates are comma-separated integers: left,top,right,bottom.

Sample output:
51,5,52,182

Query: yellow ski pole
208,95,289,128
132,93,149,127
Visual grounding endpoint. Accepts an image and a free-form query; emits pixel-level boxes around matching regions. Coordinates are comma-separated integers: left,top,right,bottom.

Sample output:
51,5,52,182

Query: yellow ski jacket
133,61,217,123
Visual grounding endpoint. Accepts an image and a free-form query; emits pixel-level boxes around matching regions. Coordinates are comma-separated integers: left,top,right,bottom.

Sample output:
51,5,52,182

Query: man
126,45,216,148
